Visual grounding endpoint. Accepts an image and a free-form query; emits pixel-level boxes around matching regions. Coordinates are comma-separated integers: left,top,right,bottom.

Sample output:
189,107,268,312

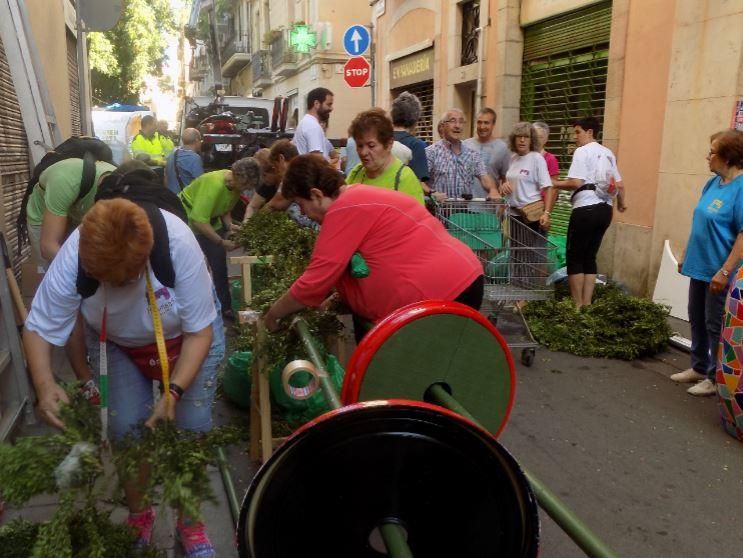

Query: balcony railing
222,37,249,63
251,50,271,86
190,55,209,81
461,0,480,66
269,30,298,76
221,36,251,77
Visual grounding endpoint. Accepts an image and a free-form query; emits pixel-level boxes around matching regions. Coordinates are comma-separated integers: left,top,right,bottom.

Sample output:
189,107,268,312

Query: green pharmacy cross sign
289,24,317,53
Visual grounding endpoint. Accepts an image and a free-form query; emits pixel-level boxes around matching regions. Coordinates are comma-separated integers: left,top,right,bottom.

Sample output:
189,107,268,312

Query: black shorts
566,202,612,275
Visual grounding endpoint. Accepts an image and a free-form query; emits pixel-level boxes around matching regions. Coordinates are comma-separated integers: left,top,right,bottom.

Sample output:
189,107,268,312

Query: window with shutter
67,31,81,137
520,0,612,236
0,35,32,277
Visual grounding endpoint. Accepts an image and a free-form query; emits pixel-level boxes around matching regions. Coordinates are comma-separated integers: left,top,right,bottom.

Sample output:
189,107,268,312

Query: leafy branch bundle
0,386,244,557
235,212,342,370
522,284,673,360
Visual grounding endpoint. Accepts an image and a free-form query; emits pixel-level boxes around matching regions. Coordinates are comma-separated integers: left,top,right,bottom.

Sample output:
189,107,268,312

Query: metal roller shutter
0,35,32,277
67,31,81,137
393,80,434,145
519,0,612,236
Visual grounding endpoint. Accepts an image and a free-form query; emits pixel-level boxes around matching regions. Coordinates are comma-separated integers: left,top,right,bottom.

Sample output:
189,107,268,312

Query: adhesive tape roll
281,360,320,400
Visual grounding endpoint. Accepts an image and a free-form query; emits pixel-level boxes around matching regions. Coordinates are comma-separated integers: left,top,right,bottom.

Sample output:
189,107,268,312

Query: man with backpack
26,158,116,269
165,128,204,194
18,137,115,405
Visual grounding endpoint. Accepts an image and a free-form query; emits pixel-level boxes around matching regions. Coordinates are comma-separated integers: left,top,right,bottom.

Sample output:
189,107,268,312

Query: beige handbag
518,200,545,223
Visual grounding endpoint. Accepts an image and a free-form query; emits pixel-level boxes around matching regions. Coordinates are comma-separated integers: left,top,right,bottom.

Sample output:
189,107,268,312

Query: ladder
0,244,32,441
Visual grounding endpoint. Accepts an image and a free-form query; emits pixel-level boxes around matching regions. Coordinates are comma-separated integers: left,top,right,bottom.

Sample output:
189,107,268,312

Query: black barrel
237,400,539,558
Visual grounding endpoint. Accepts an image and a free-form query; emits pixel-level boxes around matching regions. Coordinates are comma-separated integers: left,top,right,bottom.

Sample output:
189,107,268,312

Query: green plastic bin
222,351,252,408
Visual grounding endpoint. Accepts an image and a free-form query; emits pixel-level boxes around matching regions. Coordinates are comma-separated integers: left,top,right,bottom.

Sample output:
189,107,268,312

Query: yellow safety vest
157,132,175,156
130,133,165,164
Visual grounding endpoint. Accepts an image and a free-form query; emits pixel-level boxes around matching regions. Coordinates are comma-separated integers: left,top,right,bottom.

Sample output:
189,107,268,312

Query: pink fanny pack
118,336,183,381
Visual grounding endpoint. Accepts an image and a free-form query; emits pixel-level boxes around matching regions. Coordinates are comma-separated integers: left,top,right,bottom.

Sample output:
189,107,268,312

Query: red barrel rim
341,300,517,437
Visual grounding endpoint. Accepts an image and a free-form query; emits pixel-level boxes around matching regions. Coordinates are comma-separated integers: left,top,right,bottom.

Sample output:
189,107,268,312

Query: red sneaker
126,507,155,549
176,517,215,558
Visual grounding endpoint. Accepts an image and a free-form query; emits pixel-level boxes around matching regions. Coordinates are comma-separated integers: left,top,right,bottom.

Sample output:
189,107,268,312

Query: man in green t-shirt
26,158,116,268
179,157,262,318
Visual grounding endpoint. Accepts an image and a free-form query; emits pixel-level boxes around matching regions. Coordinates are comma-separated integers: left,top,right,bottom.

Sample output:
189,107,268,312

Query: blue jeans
86,311,225,441
688,278,726,380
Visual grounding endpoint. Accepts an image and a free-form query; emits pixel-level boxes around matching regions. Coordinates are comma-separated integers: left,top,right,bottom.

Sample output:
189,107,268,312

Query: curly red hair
79,199,153,285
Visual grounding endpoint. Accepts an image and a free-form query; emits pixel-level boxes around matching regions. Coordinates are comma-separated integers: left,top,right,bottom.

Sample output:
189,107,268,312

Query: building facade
0,0,83,274
190,0,375,140
372,0,743,296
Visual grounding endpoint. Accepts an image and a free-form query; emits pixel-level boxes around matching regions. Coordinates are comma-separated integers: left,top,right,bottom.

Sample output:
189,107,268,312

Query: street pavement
501,343,742,557
5,319,742,557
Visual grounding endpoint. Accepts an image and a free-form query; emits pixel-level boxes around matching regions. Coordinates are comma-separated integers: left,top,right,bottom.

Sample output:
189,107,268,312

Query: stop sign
344,57,371,88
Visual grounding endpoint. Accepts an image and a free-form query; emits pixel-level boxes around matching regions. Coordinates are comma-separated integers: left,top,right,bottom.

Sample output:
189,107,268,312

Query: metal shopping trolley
436,198,559,366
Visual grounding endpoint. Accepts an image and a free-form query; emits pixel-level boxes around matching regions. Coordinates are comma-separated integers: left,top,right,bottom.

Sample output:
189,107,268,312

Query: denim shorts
86,311,225,441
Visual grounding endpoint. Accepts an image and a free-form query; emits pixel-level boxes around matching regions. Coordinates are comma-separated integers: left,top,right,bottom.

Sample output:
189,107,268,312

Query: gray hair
439,108,464,125
507,121,539,153
390,91,422,128
181,127,201,146
532,121,550,136
231,157,262,190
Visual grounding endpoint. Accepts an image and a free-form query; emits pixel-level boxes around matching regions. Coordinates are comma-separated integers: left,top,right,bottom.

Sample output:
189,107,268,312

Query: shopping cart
436,198,559,366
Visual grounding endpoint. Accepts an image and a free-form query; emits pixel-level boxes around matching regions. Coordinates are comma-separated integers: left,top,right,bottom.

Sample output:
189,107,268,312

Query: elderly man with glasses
425,109,500,201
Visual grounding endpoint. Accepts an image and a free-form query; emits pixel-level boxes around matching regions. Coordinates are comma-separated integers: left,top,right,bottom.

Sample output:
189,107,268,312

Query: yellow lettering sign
392,56,431,81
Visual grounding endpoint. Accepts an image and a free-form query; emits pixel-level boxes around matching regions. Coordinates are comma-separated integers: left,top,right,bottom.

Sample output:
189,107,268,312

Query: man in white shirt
293,87,334,159
463,107,511,198
552,116,627,307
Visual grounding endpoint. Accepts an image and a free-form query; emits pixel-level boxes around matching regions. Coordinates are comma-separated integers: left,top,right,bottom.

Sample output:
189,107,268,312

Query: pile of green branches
0,386,244,557
522,284,673,360
235,212,342,370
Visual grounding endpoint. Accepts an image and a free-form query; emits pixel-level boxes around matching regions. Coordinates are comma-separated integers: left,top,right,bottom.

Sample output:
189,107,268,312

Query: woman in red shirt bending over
264,154,484,338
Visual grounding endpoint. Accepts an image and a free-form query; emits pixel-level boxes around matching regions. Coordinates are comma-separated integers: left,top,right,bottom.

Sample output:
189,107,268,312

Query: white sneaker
670,369,706,383
687,379,717,396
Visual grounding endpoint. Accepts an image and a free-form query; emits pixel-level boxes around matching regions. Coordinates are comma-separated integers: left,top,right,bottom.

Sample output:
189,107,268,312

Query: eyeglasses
444,119,466,125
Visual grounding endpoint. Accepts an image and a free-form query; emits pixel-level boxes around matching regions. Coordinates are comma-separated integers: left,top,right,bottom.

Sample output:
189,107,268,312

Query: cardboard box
21,262,44,297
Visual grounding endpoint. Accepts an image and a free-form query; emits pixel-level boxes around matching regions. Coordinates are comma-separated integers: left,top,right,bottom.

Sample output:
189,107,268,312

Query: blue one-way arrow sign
343,25,370,57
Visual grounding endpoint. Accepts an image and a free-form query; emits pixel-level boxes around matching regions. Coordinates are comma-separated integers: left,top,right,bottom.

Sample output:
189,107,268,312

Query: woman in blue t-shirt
674,130,743,396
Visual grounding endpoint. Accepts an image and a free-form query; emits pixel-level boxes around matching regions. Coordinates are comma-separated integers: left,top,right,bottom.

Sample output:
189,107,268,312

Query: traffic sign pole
343,23,375,104
370,21,375,106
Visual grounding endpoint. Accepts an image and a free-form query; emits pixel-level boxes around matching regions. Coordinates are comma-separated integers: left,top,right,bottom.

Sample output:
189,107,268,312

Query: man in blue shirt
165,128,204,193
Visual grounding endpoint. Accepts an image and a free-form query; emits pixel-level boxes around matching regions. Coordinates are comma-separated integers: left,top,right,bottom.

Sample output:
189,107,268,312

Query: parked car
181,95,293,171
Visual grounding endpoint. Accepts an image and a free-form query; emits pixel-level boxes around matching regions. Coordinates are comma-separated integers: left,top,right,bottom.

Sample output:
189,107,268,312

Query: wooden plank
248,357,261,462
228,255,274,265
241,264,252,305
258,371,272,462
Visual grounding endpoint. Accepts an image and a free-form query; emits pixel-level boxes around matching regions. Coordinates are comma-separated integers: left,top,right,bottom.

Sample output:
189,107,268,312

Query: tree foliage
88,0,179,105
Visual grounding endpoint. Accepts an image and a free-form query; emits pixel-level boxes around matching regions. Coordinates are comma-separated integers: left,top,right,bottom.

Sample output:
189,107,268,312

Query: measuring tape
98,267,172,443
99,303,108,443
145,268,172,411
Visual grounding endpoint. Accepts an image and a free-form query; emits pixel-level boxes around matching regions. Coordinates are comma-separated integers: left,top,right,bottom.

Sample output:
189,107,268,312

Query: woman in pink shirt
264,155,484,336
